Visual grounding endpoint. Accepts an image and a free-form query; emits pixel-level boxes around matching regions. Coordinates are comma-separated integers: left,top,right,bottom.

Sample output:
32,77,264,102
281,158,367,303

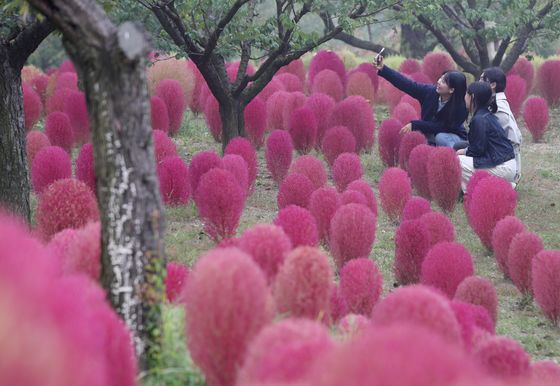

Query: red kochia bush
204,96,222,142
288,107,317,153
308,187,340,244
510,56,534,92
277,58,306,83
421,242,475,298
398,131,427,171
265,130,293,184
454,276,498,324
351,63,379,92
274,205,319,248
275,72,304,92
508,231,544,295
332,152,363,192
303,93,335,145
26,130,50,164
468,175,517,250
165,261,190,303
311,69,344,102
536,59,560,105
244,97,267,148
419,211,456,246
150,95,170,133
339,190,367,206
523,96,549,142
31,74,49,102
158,156,190,206
195,168,245,243
37,178,100,240
378,118,403,167
463,169,492,220
400,94,421,116
346,180,377,216
393,219,431,285
532,250,560,322
277,173,315,209
281,92,307,133
54,222,101,280
187,60,205,114
491,216,526,276
378,167,412,222
504,74,527,116
321,126,356,166
473,336,530,380
329,284,348,323
225,137,257,191
329,204,377,271
23,83,42,130
427,147,462,212
238,224,292,283
345,71,374,103
184,248,271,386
76,143,96,193
266,91,291,131
328,96,375,152
308,50,346,87
392,102,419,124
237,318,333,386
273,246,333,321
401,196,431,221
532,360,560,384
222,154,249,196
45,112,73,152
257,78,285,103
152,129,178,164
31,146,72,194
399,58,422,74
62,90,90,144
422,52,456,83
339,258,382,316
155,79,187,136
289,155,327,189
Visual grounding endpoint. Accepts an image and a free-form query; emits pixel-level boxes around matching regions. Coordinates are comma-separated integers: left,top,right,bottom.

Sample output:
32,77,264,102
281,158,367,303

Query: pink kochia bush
427,147,462,212
308,50,346,87
311,69,344,102
274,205,319,247
398,131,427,171
157,156,190,206
266,91,291,131
237,318,334,386
36,178,100,240
532,250,560,323
536,59,560,105
289,107,318,153
532,360,560,384
152,129,178,164
204,96,222,142
464,169,492,219
155,79,187,136
76,143,96,193
62,90,90,144
195,168,245,243
265,130,293,184
23,83,43,130
491,216,526,276
308,187,340,244
303,93,335,145
378,167,412,222
26,130,50,164
222,154,249,197
289,155,327,189
422,52,456,83
377,118,403,167
277,58,306,83
393,219,431,285
244,97,267,148
225,137,257,191
346,179,377,216
523,96,549,142
238,224,292,283
399,58,422,75
407,144,433,199
331,152,363,192
275,72,303,92
150,96,170,133
468,175,517,250
281,92,307,133
321,126,356,166
473,336,530,380
277,173,315,209
504,74,527,116
328,96,375,152
508,231,544,295
421,242,474,298
419,211,456,246
392,102,419,124
401,196,431,221
454,276,498,324
165,261,190,303
345,71,374,103
329,204,377,271
45,112,73,152
510,56,535,92
273,246,333,321
184,248,271,386
31,145,72,194
339,258,383,316
189,150,223,195
339,190,367,206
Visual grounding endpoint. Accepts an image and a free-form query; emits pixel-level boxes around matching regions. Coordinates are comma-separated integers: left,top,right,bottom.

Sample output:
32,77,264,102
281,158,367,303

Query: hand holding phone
374,47,385,70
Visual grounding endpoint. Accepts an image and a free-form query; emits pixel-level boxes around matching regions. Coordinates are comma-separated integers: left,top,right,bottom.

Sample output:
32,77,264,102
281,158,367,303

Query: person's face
436,75,453,96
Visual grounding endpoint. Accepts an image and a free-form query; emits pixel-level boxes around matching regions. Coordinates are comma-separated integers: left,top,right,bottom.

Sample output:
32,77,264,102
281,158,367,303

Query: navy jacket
378,65,468,139
466,109,515,168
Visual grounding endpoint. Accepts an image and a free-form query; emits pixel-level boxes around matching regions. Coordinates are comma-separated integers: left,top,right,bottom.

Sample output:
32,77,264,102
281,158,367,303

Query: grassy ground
142,106,560,385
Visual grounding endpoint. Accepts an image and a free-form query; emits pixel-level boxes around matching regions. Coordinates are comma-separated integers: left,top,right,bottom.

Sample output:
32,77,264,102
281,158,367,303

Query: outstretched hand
400,123,412,134
374,54,384,71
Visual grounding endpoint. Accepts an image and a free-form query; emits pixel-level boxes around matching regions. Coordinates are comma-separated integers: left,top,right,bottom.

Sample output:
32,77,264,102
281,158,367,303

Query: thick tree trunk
400,24,436,59
220,97,245,150
0,52,31,222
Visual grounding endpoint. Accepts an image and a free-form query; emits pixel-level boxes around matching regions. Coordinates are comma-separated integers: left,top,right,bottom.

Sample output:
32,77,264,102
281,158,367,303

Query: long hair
440,71,468,127
466,81,498,118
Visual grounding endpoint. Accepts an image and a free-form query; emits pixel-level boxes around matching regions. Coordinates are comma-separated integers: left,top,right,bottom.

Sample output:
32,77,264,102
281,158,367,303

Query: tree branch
9,19,54,69
203,0,250,59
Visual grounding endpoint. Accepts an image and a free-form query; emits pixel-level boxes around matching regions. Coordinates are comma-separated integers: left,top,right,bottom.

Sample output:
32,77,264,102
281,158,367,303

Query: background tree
400,23,437,59
28,0,166,371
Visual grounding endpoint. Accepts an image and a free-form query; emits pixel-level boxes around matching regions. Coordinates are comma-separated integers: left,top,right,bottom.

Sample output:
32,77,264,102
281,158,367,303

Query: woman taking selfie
374,54,468,148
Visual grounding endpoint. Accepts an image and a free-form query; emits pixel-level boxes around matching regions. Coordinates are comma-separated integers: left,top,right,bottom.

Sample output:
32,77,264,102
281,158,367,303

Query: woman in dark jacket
457,81,516,192
374,55,468,147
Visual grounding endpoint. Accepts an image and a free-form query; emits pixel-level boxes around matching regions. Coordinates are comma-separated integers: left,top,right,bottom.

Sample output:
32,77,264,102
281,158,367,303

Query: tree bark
28,0,166,371
400,24,436,59
220,97,245,151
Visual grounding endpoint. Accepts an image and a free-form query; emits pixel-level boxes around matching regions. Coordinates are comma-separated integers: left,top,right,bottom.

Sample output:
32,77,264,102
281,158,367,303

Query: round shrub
532,250,560,323
152,129,178,164
399,58,422,74
308,187,340,244
281,92,307,133
189,150,223,195
187,60,205,114
150,95,170,133
454,276,498,323
31,74,49,103
328,96,375,152
474,336,530,380
265,130,293,184
382,79,405,111
398,131,427,171
378,118,403,167
31,146,72,194
244,97,267,148
75,143,96,194
350,62,379,92
464,169,492,220
146,57,195,101
329,284,348,323
165,261,190,303
46,87,71,114
274,205,319,248
422,52,456,83
62,90,90,145
266,91,291,131
450,301,488,351
379,167,412,222
225,137,257,191
491,216,526,276
203,96,222,142
26,130,50,164
275,72,303,92
427,147,461,213
504,74,527,116
392,102,419,124
53,221,101,280
238,224,292,283
393,219,431,285
303,93,335,145
321,126,356,166
345,71,374,103
222,154,249,196
523,96,549,142
346,179,377,216
195,168,245,243
508,231,544,295
510,56,534,92
308,50,346,86
536,59,560,105
158,156,190,206
400,94,421,116
311,69,344,102
339,190,367,206
45,112,73,152
226,61,255,81
23,83,42,130
37,178,100,240
532,360,560,384
339,258,382,316
277,173,315,210
155,79,187,136
337,314,370,337
421,242,475,298
289,155,327,189
288,107,317,153
277,59,306,83
184,248,271,386
401,196,431,221
257,78,286,103
332,152,363,192
273,246,333,321
418,211,456,246
407,144,432,199
329,204,377,271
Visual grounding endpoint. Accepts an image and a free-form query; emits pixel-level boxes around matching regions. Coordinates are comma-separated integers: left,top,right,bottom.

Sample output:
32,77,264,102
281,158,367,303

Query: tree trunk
400,24,436,59
0,49,31,222
220,97,245,150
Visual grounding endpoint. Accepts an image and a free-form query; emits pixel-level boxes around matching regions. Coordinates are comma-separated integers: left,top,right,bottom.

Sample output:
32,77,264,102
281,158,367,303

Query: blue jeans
435,132,462,148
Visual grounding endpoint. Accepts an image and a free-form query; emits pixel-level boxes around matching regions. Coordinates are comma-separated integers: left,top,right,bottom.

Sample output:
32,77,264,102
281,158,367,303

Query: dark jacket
466,109,515,168
378,65,468,139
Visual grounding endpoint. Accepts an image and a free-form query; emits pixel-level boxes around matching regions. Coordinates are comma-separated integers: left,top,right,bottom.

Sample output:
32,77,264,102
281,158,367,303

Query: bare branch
203,0,251,58
9,19,54,69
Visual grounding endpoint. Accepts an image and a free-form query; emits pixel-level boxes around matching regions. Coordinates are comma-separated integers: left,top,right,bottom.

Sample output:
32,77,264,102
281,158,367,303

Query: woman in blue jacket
456,81,516,192
374,55,468,148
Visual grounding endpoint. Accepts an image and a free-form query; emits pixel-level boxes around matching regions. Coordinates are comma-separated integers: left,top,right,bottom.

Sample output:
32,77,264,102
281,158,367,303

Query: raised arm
377,65,434,102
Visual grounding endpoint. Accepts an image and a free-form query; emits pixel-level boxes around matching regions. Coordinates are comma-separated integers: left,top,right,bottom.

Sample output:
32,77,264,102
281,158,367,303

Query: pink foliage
165,261,190,303
289,107,317,153
379,167,412,222
508,231,544,295
58,59,76,73
474,336,530,380
204,96,222,142
224,137,257,191
273,246,333,321
152,129,178,164
422,52,456,83
454,276,498,324
222,154,249,196
394,219,431,285
339,190,367,206
281,92,307,133
46,87,71,114
383,80,405,111
308,187,340,244
419,211,456,247
187,60,205,114
37,178,100,240
31,145,72,194
399,59,422,75
532,250,560,323
378,118,403,167
244,97,267,148
55,71,78,90
350,63,379,92
226,61,255,81
328,96,375,152
505,75,527,116
536,59,560,105
258,78,286,103
332,152,363,192
45,112,73,152
76,143,96,193
158,156,190,206
523,96,549,142
339,258,382,316
303,93,335,145
408,144,433,199
329,284,348,323
277,59,306,83
451,301,493,351
31,74,49,102
398,131,427,171
392,102,419,124
184,248,271,386
346,180,377,216
321,126,356,166
410,71,432,84
266,91,292,131
311,69,344,102
23,83,42,130
274,205,319,247
62,90,90,145
345,71,374,103
275,73,303,92
491,216,526,276
337,314,370,337
155,79,187,135
289,155,327,189
532,361,560,384
150,96,170,133
26,130,50,164
195,168,245,242
401,196,431,221
427,147,461,212
510,57,535,92
463,170,492,219
308,50,346,87
400,94,421,116
265,130,293,184
277,172,315,209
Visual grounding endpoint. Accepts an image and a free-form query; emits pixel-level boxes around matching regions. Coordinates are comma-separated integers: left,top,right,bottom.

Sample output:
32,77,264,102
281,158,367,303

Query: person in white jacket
480,67,522,186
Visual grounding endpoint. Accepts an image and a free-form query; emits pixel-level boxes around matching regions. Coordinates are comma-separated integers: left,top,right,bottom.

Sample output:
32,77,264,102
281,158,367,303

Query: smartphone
375,48,385,65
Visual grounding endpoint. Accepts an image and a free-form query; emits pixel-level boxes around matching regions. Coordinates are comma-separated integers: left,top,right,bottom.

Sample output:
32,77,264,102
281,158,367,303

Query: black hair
467,81,498,116
440,70,468,127
481,67,506,93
